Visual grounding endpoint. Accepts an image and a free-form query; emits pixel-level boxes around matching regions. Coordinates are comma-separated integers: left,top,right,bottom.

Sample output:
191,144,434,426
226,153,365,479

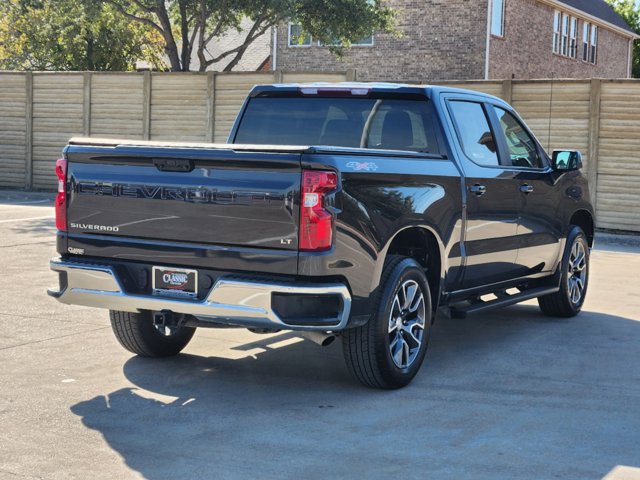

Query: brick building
273,0,638,81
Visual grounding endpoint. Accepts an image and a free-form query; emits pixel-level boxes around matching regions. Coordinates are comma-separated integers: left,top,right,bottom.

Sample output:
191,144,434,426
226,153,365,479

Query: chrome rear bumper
48,258,351,331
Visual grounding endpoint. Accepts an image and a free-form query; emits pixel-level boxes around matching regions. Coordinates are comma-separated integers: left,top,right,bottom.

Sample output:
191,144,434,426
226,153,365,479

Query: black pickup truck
49,83,594,389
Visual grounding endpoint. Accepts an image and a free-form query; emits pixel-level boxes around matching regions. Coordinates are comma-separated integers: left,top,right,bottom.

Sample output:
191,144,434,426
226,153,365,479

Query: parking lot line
0,215,53,224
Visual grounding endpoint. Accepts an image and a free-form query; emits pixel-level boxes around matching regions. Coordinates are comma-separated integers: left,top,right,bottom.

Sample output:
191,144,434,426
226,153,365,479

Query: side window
492,106,543,168
448,101,499,167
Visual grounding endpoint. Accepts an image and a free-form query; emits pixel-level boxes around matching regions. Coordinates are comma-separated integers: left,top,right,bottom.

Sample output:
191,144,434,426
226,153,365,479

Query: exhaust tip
320,335,336,347
300,331,336,347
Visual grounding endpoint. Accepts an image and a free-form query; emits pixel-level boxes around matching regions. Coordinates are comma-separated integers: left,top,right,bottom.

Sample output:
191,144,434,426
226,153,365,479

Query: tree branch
130,0,155,13
102,0,164,34
201,16,273,71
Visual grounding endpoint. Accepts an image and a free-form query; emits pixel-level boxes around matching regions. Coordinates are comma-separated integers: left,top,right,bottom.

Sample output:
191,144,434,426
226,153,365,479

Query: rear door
443,96,522,289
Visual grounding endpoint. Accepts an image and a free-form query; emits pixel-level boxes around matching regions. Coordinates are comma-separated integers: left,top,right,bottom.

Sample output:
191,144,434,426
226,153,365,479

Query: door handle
520,184,534,194
469,184,487,197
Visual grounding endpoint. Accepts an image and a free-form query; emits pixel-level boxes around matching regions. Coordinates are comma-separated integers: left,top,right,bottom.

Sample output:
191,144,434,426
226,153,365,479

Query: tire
342,256,432,389
538,226,590,318
109,310,196,357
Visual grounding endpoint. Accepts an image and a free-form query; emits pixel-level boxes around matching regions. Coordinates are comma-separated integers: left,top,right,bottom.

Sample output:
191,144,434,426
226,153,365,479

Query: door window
492,106,543,168
448,101,499,167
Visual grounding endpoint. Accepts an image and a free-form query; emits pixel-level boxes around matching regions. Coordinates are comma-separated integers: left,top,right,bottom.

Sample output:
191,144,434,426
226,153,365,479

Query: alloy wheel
388,280,426,369
567,240,587,305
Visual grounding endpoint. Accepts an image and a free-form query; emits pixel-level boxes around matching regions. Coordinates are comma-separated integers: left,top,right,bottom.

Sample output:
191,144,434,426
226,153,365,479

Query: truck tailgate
64,142,302,274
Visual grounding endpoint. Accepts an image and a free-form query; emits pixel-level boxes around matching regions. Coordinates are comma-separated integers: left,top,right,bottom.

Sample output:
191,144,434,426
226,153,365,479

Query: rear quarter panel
298,153,464,308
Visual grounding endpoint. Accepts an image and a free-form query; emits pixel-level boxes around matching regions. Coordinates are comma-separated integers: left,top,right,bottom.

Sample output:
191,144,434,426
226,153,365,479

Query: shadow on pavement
8,218,55,236
70,305,640,479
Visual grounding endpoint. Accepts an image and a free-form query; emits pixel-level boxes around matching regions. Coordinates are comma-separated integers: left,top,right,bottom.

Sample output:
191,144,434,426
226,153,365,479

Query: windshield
234,97,439,153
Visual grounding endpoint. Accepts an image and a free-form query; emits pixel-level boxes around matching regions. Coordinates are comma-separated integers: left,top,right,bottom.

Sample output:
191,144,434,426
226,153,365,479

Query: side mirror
552,150,583,172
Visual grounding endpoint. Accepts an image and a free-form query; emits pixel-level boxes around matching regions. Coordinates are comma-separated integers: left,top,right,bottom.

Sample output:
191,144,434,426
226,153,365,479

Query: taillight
55,158,67,232
299,170,338,252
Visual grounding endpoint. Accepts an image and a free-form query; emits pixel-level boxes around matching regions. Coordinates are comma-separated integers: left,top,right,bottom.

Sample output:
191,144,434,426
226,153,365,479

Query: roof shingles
557,0,636,34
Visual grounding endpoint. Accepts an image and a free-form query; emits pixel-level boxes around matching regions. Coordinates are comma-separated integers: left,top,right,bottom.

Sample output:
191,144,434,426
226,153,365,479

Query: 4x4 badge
346,161,378,172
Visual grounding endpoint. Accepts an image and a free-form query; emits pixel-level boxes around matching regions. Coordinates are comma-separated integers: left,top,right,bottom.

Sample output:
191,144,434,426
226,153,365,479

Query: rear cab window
233,96,442,155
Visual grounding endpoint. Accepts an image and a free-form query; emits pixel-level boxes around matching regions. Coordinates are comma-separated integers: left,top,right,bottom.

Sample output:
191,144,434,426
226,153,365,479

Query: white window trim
351,35,375,47
589,25,598,65
539,0,638,40
580,22,598,65
561,13,569,56
288,23,312,48
582,22,590,62
491,0,505,37
553,11,561,53
569,17,578,58
553,10,581,60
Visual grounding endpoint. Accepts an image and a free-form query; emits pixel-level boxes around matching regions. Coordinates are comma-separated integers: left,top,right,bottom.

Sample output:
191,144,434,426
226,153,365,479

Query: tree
606,0,640,77
0,0,164,71
100,0,396,72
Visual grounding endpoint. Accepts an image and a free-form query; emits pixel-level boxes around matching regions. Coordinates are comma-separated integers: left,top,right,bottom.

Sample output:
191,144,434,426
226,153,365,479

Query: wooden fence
0,72,638,232
0,70,350,191
437,79,639,232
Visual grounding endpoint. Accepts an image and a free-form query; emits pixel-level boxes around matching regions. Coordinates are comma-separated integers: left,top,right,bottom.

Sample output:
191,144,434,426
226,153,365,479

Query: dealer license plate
152,266,198,298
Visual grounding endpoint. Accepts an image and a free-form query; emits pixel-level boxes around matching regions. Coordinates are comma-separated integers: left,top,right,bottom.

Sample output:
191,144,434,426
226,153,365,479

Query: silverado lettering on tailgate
74,182,288,207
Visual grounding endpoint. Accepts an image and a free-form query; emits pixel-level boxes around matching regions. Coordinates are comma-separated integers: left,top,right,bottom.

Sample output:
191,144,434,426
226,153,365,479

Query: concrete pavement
0,191,639,480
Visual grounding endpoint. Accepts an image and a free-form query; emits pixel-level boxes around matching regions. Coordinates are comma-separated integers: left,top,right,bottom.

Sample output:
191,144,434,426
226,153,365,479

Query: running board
450,286,559,318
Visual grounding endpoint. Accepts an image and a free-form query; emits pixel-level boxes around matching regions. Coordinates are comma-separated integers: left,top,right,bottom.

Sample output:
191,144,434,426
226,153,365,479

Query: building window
288,24,311,47
569,17,578,58
351,35,374,46
561,13,569,56
553,10,578,59
582,23,598,64
491,0,505,37
590,25,598,64
582,23,590,61
553,11,561,53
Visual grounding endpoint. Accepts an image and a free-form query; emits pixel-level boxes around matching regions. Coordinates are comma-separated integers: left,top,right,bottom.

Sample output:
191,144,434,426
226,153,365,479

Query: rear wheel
342,257,432,389
538,226,590,317
109,310,196,357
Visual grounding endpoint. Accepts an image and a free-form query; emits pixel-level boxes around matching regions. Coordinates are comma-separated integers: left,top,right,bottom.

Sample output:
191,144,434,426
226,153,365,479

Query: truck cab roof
249,82,504,104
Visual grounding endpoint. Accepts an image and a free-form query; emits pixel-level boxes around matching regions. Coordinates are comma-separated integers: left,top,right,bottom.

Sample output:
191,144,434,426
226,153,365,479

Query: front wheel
109,310,196,357
342,257,432,389
538,226,590,317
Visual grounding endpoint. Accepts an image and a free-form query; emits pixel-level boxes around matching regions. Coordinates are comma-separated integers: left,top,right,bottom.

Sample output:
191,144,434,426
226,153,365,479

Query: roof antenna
547,72,555,152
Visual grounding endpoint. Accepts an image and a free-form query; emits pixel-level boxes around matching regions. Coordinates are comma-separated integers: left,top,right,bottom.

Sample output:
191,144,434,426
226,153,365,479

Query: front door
488,105,563,275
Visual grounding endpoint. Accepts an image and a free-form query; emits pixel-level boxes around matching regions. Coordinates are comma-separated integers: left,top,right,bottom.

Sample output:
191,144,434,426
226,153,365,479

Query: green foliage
100,0,396,71
0,0,394,72
606,0,640,77
0,0,164,71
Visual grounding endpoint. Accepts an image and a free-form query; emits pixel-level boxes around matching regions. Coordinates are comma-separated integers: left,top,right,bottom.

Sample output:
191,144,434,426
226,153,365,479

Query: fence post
347,68,357,81
207,71,216,143
501,79,513,103
83,72,92,136
274,70,284,83
588,78,602,216
24,72,33,190
142,71,151,140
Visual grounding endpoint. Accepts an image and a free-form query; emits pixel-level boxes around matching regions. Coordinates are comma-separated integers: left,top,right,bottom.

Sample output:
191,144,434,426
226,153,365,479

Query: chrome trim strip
48,258,351,331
